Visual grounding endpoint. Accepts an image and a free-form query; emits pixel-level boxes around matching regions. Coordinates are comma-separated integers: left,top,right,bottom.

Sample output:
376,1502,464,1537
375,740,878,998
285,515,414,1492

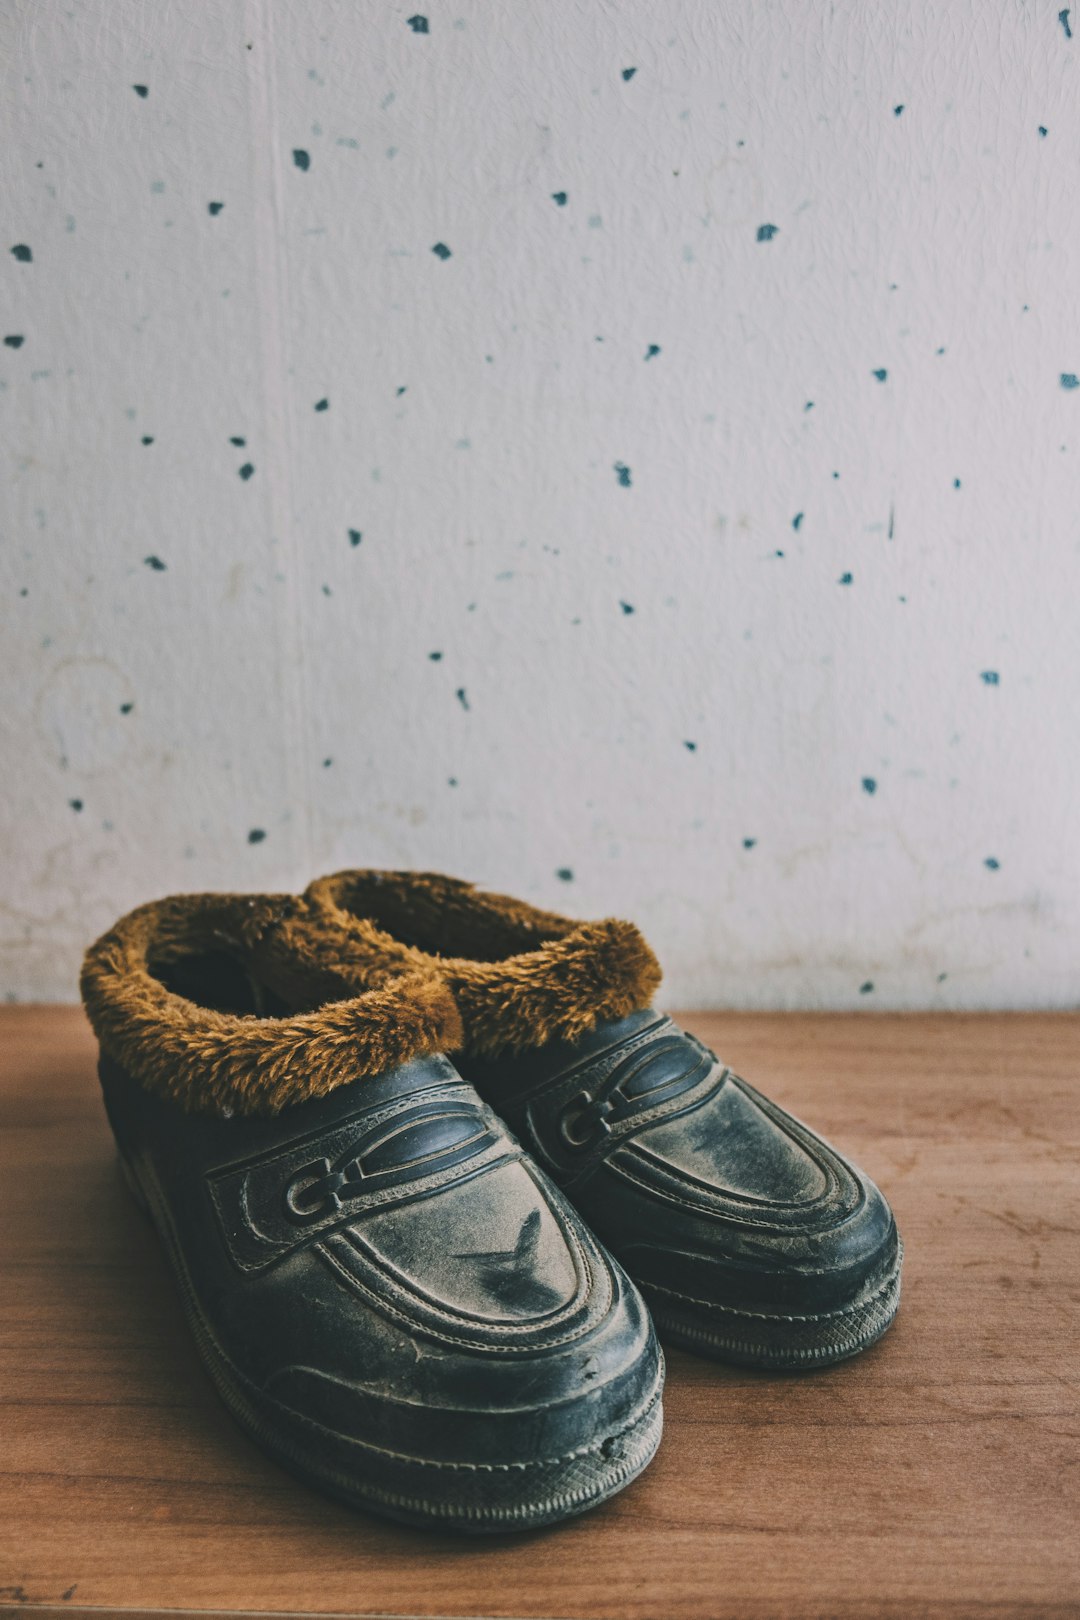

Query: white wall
3,0,1078,1009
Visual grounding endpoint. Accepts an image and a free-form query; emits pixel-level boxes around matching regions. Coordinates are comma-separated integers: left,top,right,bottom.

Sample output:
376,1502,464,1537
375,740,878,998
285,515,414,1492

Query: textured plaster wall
2,0,1078,1008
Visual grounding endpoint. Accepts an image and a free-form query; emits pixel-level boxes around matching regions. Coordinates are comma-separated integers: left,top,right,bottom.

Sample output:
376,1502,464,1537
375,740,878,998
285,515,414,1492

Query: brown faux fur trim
80,892,462,1117
302,870,663,1057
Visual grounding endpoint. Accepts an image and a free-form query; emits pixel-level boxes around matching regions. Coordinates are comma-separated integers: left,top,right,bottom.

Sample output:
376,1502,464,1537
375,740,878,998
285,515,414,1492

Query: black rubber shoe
459,1010,901,1370
299,872,902,1372
82,897,664,1532
104,1054,663,1529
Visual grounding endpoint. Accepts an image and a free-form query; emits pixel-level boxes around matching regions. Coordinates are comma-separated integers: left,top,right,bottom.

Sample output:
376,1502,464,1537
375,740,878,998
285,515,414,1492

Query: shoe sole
642,1242,903,1370
119,1154,664,1532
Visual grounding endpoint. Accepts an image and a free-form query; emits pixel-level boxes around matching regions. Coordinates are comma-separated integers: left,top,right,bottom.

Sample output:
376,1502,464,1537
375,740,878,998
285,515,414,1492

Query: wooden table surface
2,1006,1078,1620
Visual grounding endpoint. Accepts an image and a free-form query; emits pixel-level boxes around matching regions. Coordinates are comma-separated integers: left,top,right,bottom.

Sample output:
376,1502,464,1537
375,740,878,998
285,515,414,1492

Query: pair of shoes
81,870,902,1535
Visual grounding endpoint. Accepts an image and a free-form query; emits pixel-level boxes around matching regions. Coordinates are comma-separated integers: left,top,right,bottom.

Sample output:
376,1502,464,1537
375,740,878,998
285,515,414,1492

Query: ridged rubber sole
119,1154,664,1532
643,1243,903,1370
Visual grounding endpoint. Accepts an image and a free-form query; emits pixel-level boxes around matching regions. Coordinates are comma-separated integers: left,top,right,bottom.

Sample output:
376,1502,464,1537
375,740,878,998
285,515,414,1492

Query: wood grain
1,1006,1077,1620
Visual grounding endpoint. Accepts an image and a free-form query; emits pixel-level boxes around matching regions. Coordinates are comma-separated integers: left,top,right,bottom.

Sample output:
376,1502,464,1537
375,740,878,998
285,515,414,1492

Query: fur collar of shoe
302,870,662,1057
80,892,462,1116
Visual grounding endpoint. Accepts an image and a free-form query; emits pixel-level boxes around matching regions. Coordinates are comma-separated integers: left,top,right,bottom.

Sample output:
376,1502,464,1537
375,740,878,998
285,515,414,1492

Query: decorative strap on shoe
80,893,462,1117
302,869,663,1057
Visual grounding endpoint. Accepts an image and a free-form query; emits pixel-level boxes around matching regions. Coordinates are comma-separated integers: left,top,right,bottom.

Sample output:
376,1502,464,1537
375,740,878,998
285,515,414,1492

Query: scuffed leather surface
101,1052,661,1471
459,1011,900,1320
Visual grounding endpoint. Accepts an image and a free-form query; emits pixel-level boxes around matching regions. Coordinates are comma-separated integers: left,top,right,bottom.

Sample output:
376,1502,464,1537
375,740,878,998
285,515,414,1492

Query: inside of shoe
332,874,570,964
149,949,291,1019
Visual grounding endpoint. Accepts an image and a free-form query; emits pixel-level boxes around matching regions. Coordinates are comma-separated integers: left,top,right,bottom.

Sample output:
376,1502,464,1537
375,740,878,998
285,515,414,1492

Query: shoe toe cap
255,1161,663,1471
610,1073,900,1317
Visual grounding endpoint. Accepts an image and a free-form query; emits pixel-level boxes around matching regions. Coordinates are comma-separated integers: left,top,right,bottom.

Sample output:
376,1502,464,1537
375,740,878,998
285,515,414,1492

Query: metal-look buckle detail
558,1089,615,1150
284,1155,364,1221
281,1105,490,1223
554,1033,717,1155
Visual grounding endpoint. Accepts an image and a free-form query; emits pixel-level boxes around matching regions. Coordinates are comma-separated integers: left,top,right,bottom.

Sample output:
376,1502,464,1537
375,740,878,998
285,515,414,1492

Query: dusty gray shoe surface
101,1051,664,1531
459,1010,902,1369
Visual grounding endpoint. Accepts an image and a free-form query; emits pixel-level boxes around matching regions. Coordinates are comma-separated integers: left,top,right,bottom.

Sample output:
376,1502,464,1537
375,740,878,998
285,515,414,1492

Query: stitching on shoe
316,1215,616,1352
641,1249,903,1323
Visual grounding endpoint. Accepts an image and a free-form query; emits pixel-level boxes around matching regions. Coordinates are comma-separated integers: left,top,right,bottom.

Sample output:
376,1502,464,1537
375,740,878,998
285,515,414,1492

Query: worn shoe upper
80,894,664,1530
302,871,903,1369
